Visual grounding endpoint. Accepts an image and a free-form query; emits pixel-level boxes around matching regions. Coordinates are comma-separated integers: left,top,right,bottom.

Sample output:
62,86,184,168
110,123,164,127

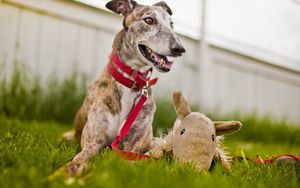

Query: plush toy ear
153,1,172,15
172,91,191,119
214,121,242,136
106,0,137,16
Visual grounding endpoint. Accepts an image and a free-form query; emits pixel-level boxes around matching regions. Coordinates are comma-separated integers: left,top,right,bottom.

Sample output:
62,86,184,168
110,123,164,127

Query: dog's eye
212,134,215,142
180,129,185,135
144,17,154,25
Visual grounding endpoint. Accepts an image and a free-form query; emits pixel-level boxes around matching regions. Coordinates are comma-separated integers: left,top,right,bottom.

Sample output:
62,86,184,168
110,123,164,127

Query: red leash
108,52,157,160
111,92,151,160
255,154,300,164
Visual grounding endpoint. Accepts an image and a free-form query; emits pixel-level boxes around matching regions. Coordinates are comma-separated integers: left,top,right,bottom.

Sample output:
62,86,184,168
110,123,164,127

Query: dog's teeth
160,59,165,66
147,48,152,53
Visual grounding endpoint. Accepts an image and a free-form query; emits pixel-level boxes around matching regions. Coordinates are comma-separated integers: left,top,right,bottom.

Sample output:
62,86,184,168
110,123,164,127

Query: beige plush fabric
148,91,242,171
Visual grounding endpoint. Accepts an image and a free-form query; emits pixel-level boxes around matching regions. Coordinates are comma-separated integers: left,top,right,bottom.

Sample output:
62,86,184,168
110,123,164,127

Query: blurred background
0,0,300,125
1,2,300,186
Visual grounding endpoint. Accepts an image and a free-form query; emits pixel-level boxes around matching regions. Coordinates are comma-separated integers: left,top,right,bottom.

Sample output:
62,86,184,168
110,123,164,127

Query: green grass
0,116,299,188
0,65,87,124
1,66,300,187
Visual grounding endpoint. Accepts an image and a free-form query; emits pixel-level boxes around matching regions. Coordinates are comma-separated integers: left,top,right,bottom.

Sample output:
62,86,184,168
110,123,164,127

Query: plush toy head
171,91,242,171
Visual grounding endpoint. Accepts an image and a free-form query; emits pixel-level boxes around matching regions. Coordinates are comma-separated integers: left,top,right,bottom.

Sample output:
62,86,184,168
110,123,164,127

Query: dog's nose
171,43,186,56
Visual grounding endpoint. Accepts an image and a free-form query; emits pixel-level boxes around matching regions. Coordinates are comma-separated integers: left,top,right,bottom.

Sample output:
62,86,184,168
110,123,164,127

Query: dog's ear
214,121,242,136
153,1,172,15
106,0,137,16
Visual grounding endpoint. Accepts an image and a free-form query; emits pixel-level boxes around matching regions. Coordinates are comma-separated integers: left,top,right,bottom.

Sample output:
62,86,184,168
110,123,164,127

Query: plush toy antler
148,91,242,171
172,91,191,119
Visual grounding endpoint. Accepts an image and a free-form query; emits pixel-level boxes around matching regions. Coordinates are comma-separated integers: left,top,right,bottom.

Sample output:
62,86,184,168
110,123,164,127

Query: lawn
0,116,299,188
0,67,300,187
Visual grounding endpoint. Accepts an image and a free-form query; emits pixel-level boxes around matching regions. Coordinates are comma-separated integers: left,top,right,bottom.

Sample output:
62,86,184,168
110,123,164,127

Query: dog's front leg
120,100,155,154
64,105,110,176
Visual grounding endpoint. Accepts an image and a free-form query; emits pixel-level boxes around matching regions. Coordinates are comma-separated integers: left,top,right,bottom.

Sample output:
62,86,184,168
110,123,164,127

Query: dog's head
106,0,186,72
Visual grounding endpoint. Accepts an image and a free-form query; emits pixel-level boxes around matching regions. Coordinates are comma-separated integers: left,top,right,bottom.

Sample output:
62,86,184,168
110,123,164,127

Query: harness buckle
141,81,149,97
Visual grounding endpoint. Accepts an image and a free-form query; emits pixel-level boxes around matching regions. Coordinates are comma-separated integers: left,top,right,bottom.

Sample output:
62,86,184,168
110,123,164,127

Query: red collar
107,52,158,91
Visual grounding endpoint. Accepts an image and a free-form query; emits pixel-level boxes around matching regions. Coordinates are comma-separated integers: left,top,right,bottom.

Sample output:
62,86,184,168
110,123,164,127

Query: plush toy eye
180,129,185,135
212,134,215,142
144,17,154,25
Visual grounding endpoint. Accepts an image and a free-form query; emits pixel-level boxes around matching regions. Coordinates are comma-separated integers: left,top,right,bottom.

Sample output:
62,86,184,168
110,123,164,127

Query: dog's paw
62,130,76,141
49,161,86,181
48,166,82,186
64,161,87,176
48,166,68,181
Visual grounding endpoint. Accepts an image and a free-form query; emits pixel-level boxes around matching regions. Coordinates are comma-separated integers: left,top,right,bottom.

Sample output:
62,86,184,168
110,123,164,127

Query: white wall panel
56,21,79,79
75,26,95,77
17,9,40,73
0,1,300,125
36,15,61,79
0,4,19,77
92,31,114,77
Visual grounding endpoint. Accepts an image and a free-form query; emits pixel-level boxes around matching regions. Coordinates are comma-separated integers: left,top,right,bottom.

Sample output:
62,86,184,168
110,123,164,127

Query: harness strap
111,94,148,149
111,93,150,160
108,52,156,160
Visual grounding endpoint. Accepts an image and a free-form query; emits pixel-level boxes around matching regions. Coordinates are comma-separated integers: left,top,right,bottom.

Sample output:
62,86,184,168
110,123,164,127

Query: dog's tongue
161,57,173,69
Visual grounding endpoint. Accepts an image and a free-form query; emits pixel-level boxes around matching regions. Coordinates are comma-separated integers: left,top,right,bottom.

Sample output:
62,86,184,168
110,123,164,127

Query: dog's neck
112,29,151,72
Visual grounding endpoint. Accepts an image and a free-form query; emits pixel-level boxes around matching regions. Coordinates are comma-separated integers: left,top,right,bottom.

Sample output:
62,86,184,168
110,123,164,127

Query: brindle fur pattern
61,0,185,176
116,3,183,70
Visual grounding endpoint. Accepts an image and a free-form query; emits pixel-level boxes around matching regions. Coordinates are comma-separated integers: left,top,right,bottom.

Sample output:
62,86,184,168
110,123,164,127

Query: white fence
1,0,300,124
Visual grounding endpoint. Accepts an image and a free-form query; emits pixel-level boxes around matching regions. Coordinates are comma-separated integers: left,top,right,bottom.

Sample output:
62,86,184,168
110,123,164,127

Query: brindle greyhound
62,0,185,176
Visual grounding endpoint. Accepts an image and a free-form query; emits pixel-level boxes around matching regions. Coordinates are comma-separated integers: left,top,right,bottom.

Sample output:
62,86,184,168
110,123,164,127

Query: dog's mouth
138,44,174,72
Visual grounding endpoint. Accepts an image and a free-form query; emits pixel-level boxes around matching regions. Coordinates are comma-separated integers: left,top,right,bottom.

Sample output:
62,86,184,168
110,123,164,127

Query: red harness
107,52,300,163
107,52,157,160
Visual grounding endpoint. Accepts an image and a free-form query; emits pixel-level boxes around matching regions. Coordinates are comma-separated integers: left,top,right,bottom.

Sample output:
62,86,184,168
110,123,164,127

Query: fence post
198,0,211,111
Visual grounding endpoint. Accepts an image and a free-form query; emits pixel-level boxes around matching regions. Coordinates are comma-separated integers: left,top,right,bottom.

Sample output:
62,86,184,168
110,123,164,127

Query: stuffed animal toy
147,91,242,171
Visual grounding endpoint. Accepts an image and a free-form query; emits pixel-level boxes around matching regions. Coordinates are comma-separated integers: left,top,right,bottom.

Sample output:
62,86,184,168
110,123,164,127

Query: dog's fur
62,0,185,176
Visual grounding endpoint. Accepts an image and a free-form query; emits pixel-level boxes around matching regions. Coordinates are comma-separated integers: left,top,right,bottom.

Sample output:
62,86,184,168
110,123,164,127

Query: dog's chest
106,84,140,139
120,86,139,120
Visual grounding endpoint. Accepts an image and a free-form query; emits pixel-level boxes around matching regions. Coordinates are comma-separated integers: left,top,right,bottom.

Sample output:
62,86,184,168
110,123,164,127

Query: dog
62,0,186,176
